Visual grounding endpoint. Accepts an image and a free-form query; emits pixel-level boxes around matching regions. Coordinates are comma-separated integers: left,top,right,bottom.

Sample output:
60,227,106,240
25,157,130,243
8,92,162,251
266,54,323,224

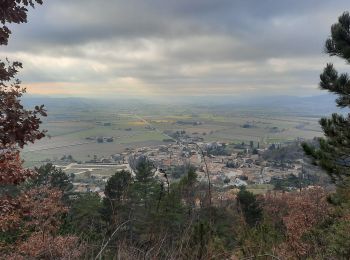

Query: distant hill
22,93,344,117
22,96,91,110
234,94,341,116
22,95,148,111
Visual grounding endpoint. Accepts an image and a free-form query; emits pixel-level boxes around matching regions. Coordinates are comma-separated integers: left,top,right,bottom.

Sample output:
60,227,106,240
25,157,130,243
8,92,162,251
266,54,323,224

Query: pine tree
237,188,262,227
31,163,73,192
101,170,132,226
302,12,350,185
302,12,350,259
129,155,158,209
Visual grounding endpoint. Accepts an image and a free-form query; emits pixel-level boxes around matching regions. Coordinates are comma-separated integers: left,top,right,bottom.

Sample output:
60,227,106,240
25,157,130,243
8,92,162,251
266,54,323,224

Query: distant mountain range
232,94,341,113
22,94,345,117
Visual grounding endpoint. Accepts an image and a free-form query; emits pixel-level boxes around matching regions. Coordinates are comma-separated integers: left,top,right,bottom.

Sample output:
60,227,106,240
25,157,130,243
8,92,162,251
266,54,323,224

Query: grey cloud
3,0,350,97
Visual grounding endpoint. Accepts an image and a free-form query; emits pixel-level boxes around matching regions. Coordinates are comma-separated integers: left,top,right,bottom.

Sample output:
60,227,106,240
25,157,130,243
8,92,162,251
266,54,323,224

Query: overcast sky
2,0,350,98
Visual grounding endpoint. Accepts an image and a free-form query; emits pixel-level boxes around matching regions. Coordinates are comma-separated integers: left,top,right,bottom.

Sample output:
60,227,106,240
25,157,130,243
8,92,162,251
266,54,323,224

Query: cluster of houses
60,138,309,197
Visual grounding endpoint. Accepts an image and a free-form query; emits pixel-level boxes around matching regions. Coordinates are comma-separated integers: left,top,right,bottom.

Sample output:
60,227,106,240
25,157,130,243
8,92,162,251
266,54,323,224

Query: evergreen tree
101,170,132,226
67,192,104,242
31,163,73,192
237,188,262,227
302,12,350,185
302,12,350,259
129,155,158,209
178,166,197,213
130,155,155,183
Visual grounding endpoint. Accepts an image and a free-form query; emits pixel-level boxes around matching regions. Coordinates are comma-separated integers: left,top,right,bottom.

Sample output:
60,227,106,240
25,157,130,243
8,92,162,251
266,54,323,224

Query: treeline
4,160,349,259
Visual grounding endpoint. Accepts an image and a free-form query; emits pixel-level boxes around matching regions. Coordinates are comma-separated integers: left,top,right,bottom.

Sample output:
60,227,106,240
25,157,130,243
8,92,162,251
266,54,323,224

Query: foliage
0,2,83,258
302,12,350,184
0,186,81,258
0,150,32,187
270,173,314,191
129,155,159,210
2,4,350,260
66,192,104,242
30,163,73,192
235,221,283,258
264,188,330,259
298,12,350,259
0,0,43,45
237,187,262,227
262,142,303,162
101,170,132,227
205,143,229,156
167,164,189,179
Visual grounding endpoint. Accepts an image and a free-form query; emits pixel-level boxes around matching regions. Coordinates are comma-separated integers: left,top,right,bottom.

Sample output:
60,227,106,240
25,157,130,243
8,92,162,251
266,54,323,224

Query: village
55,132,319,198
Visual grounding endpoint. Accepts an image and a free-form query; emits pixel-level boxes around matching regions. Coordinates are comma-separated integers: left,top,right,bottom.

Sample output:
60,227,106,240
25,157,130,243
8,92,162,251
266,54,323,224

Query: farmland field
22,100,323,167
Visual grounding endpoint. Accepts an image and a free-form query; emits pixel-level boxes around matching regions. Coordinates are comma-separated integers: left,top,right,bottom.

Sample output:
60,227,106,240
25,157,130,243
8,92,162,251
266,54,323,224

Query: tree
264,188,330,259
128,156,162,245
300,12,350,259
0,0,46,238
67,192,104,242
0,0,43,46
178,165,197,212
30,163,73,192
101,170,132,226
0,0,47,190
236,188,262,227
129,155,155,183
129,155,158,209
302,12,350,184
104,170,132,201
0,1,83,258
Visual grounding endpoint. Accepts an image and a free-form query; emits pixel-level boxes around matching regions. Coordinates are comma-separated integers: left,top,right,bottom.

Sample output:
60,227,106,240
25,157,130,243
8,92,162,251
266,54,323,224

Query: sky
2,0,350,99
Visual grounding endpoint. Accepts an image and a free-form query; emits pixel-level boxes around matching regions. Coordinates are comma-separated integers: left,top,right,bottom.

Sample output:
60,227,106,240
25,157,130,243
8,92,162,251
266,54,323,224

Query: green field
247,184,275,195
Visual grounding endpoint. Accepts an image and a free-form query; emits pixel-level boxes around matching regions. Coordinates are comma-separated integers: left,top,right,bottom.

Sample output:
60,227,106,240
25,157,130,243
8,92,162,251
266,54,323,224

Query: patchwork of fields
22,103,323,167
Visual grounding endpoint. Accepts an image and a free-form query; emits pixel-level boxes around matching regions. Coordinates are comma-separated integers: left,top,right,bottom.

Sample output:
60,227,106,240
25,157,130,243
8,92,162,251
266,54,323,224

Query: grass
247,184,274,195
